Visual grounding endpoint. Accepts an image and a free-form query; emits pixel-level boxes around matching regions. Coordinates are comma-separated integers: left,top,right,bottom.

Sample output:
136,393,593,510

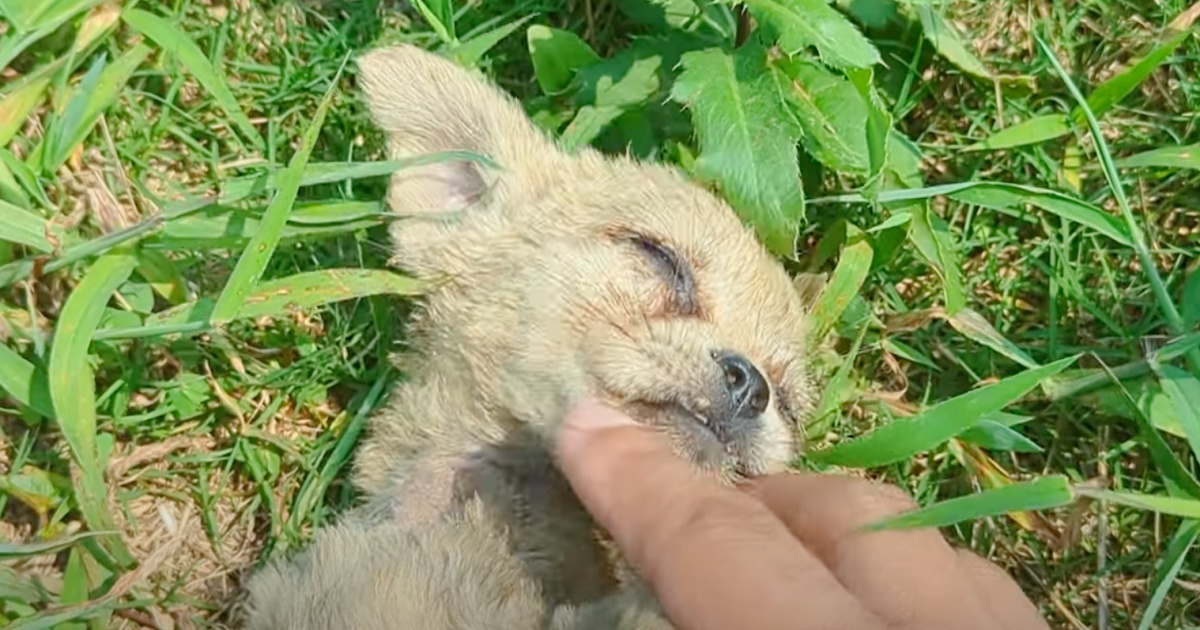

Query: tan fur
243,44,817,629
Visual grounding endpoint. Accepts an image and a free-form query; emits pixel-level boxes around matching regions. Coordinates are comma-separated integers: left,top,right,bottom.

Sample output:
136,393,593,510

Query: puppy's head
358,46,814,477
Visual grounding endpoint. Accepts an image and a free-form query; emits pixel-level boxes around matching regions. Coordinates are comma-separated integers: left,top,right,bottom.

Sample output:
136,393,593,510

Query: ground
2,0,1199,628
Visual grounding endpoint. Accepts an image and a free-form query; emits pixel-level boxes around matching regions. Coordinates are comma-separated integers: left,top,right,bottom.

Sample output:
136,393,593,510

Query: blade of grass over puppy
862,475,1075,532
809,181,1132,247
208,60,346,325
122,8,264,151
808,356,1079,468
47,248,139,568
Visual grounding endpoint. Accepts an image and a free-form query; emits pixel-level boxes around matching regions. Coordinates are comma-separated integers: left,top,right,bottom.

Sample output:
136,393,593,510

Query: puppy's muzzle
700,350,770,443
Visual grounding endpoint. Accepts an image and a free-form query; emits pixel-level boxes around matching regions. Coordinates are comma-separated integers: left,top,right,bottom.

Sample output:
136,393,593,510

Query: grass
2,0,1200,627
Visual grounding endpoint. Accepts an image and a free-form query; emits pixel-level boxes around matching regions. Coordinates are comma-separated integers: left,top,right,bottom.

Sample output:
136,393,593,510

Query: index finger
555,400,887,630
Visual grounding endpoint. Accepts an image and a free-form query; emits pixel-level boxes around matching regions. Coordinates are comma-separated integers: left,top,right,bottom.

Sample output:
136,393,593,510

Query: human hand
554,399,1051,630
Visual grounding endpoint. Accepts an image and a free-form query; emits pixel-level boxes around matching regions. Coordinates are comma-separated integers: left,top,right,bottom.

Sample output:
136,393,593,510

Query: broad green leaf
96,269,425,340
914,5,991,79
1152,363,1200,461
449,15,532,67
810,223,873,340
560,106,625,150
48,249,137,567
742,0,880,69
1137,520,1200,630
123,8,264,151
815,180,1133,247
864,475,1075,531
1116,143,1200,171
959,419,1043,453
560,45,664,149
210,65,344,324
773,56,869,174
1077,488,1200,519
527,25,602,95
670,44,806,257
809,355,1078,468
0,199,58,253
0,343,52,417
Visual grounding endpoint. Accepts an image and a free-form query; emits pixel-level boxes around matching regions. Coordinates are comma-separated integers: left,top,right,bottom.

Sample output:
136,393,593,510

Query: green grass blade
0,73,52,149
1083,9,1197,120
122,8,264,151
812,180,1133,246
1076,488,1200,519
1156,332,1200,365
1137,519,1199,630
810,223,873,340
809,355,1079,468
914,5,991,80
0,198,58,253
964,115,1069,152
97,268,424,340
47,249,138,567
1094,359,1200,499
1115,143,1200,171
908,199,966,314
40,44,150,174
209,62,346,325
0,343,53,417
864,475,1075,531
1151,363,1200,461
945,308,1041,370
0,531,110,559
1036,37,1190,347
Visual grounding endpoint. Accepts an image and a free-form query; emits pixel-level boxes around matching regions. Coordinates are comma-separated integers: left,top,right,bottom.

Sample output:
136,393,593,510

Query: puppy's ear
356,45,558,216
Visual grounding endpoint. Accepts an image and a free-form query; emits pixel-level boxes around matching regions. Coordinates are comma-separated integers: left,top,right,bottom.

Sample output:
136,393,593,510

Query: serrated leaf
914,5,991,79
809,355,1078,468
845,66,891,188
865,475,1075,531
123,8,264,151
1116,143,1200,171
671,44,805,257
773,55,869,174
527,25,602,95
742,0,880,69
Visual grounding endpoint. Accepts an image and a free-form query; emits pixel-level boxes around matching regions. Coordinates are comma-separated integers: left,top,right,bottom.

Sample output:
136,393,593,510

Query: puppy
243,44,817,629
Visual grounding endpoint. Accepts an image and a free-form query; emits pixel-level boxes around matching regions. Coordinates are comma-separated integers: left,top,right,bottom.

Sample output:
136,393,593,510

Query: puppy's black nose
715,352,770,420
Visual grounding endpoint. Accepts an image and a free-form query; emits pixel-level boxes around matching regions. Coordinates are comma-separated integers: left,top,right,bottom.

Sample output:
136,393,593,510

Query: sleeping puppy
243,44,817,629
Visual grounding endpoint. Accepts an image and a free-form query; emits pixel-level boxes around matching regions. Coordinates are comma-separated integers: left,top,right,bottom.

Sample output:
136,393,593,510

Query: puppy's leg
242,498,548,630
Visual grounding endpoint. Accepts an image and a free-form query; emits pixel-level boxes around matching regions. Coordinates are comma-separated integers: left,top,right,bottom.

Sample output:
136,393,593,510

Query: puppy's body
244,45,816,629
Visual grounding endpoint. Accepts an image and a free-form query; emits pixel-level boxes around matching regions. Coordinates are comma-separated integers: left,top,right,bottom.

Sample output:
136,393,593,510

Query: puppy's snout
714,352,770,421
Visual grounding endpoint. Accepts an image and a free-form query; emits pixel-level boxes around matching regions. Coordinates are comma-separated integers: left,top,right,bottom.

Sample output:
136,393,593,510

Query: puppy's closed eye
627,233,699,316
